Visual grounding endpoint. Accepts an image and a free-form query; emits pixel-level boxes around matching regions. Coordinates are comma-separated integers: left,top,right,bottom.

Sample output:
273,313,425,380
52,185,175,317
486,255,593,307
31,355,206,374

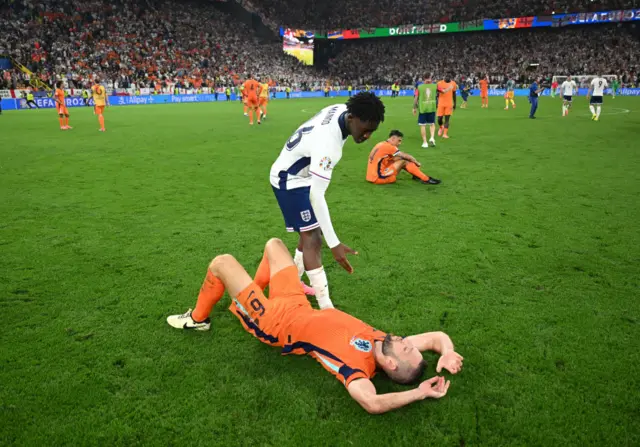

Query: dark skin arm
453,89,457,110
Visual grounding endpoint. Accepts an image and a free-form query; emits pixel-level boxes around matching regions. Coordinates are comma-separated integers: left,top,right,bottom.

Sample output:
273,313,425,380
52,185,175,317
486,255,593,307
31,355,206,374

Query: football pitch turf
1,96,639,446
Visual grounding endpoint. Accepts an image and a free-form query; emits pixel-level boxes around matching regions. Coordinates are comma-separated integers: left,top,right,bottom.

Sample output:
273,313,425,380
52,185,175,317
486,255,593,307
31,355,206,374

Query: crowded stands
1,0,639,91
325,25,640,86
0,0,320,90
240,0,639,31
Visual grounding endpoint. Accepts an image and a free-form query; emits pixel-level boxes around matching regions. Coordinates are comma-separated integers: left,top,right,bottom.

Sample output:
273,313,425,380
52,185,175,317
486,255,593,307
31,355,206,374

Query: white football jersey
560,80,577,96
591,77,608,96
270,104,348,190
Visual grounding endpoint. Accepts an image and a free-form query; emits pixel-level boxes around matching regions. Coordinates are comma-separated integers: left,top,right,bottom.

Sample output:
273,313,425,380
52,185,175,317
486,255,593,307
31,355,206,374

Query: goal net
552,75,617,90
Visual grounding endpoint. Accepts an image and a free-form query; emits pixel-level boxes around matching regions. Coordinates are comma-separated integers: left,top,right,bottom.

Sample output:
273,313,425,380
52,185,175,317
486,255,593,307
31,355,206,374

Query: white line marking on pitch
576,107,631,116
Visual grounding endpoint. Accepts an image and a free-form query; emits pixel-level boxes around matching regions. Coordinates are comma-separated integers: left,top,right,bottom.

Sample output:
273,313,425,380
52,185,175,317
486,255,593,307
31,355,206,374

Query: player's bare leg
429,123,436,146
166,252,254,330
419,124,428,147
300,229,333,309
261,238,297,279
295,238,315,295
442,115,451,138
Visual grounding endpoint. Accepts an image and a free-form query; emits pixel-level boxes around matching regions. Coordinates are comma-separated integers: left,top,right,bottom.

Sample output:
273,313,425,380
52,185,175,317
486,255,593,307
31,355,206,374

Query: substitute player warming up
167,238,463,414
270,92,385,309
413,74,437,147
366,130,440,185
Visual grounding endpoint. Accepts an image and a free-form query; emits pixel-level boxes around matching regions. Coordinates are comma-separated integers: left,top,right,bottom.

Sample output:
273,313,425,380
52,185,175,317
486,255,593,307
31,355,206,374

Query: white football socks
596,106,601,118
562,105,566,115
293,249,305,277
589,105,596,115
306,266,333,309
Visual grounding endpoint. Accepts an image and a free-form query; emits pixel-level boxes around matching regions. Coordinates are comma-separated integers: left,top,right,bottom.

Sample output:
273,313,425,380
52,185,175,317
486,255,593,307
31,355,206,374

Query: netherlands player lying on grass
167,238,464,414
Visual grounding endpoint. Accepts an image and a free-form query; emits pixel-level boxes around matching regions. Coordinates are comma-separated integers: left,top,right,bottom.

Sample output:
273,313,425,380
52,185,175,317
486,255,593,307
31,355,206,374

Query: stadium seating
239,0,639,30
324,25,640,86
0,0,320,90
1,0,638,90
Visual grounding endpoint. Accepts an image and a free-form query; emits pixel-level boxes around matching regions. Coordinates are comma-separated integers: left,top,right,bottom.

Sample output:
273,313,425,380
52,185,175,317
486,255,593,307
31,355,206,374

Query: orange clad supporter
167,238,463,414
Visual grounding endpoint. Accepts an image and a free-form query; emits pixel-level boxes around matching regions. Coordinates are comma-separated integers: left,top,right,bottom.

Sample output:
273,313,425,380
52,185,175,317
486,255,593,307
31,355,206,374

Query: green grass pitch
1,96,639,446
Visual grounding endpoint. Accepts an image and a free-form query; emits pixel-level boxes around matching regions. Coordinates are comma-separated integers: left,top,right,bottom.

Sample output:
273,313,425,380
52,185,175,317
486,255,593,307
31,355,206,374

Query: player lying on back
587,75,608,121
167,238,463,414
366,130,441,185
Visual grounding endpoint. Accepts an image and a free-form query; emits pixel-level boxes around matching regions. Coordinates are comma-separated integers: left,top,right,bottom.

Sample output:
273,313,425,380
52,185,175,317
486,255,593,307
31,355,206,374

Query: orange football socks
405,162,429,181
192,269,225,322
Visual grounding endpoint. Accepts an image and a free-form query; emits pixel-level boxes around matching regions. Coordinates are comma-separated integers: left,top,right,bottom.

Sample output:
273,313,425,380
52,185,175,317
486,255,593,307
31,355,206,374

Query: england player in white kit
587,76,608,121
270,92,385,309
560,76,578,116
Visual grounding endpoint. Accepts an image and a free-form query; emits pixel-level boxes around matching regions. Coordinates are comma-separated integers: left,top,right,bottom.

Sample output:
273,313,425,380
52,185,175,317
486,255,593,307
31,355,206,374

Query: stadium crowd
1,0,639,91
240,0,639,30
0,0,320,90
325,25,640,86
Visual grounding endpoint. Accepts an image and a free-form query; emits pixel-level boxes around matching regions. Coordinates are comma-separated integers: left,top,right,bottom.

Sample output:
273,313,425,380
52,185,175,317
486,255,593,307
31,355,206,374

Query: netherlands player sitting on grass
167,238,464,414
366,130,441,185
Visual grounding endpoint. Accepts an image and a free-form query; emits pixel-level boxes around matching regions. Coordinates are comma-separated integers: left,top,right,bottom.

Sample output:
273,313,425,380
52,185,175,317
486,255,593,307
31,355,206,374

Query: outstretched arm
347,376,449,414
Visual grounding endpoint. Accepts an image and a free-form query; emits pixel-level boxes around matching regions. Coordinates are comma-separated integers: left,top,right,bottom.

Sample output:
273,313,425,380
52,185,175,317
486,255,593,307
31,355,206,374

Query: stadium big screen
280,28,314,65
